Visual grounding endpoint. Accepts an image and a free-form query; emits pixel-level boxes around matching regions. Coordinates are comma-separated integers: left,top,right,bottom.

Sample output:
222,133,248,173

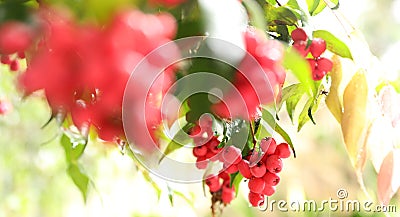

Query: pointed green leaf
262,109,296,157
312,30,353,59
306,0,320,14
283,48,316,96
159,123,194,163
61,134,86,163
313,0,339,15
67,164,89,202
277,83,306,122
230,172,243,196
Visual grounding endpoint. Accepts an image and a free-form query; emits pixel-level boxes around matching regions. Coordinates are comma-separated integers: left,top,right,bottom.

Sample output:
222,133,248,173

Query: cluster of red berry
192,122,291,206
0,21,35,72
291,28,333,81
17,8,177,142
212,28,286,120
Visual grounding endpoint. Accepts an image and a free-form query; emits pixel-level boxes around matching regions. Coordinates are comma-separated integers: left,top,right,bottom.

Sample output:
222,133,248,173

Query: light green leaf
230,172,243,196
262,109,296,157
277,84,306,122
283,48,316,96
243,0,267,32
307,0,339,16
61,134,86,164
67,164,89,202
306,0,320,14
313,30,353,59
158,123,194,164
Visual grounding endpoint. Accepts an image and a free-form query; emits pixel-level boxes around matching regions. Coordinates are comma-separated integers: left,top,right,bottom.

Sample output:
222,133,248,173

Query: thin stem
275,0,282,6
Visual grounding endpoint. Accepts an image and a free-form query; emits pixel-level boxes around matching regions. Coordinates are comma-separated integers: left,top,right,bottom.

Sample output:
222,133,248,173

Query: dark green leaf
266,5,299,26
283,48,316,96
158,123,194,163
67,164,89,202
262,109,296,157
312,30,352,59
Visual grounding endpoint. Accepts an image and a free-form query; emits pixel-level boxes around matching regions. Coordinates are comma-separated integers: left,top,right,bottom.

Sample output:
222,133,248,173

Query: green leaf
266,5,299,26
158,123,194,163
306,0,320,14
283,48,316,96
313,0,339,15
262,109,296,157
67,164,89,202
313,30,353,59
61,134,86,163
277,84,306,121
297,96,321,131
286,0,301,10
243,0,267,32
230,172,243,196
141,170,162,201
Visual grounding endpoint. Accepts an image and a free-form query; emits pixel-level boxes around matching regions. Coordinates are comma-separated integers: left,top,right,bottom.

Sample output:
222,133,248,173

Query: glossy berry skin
237,159,252,179
265,155,283,173
250,162,267,178
10,60,19,71
275,143,291,158
221,184,235,204
248,177,265,194
196,156,208,169
310,38,326,58
224,163,239,174
293,40,310,57
262,185,276,196
312,68,327,81
0,21,33,55
193,145,207,157
248,192,264,207
291,28,307,42
263,172,280,186
205,175,221,192
317,57,333,72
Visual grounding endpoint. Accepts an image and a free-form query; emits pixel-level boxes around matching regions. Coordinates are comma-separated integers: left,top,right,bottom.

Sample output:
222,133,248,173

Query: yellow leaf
326,55,343,123
341,70,368,167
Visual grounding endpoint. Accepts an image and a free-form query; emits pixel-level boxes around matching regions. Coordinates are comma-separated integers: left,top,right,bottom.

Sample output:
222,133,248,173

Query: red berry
10,60,19,71
224,162,239,174
312,68,327,81
206,137,221,154
17,51,25,59
206,175,222,192
193,145,207,157
250,162,267,178
221,145,242,165
218,172,231,183
265,155,283,173
260,137,276,155
221,184,235,204
196,156,208,169
307,58,317,70
317,57,333,72
0,21,33,55
275,143,291,158
263,172,280,186
1,55,11,64
291,28,307,42
293,40,310,57
237,159,252,179
248,177,265,194
248,150,263,166
248,192,264,207
262,185,276,196
310,38,326,58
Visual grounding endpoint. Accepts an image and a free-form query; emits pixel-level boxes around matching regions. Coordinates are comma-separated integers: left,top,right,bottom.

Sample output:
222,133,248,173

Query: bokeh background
1,0,399,217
